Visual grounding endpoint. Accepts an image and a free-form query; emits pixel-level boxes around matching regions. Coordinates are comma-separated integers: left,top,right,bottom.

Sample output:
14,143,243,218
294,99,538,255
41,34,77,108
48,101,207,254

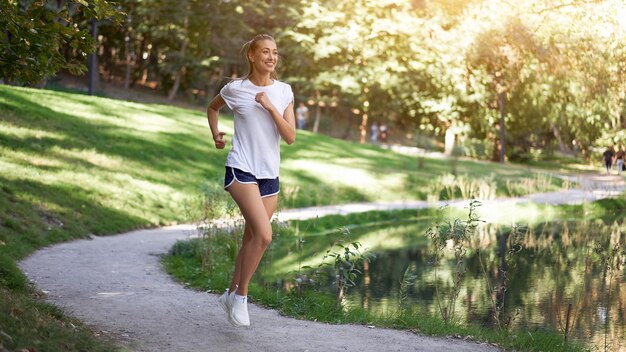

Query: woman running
206,34,295,327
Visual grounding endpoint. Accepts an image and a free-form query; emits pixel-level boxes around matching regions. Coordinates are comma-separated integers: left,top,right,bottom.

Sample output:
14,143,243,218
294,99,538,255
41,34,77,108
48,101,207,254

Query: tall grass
593,238,626,352
426,174,497,202
427,201,483,325
505,173,555,197
476,225,525,329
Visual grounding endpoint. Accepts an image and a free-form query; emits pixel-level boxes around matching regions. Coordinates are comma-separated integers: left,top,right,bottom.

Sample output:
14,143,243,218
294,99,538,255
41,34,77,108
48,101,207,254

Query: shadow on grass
0,176,150,261
0,87,224,188
280,168,370,208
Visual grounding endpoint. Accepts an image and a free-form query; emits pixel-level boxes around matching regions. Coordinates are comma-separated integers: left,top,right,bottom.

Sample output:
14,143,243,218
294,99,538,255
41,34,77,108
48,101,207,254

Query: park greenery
0,0,120,84
2,0,626,350
3,0,626,160
163,200,624,352
0,84,619,350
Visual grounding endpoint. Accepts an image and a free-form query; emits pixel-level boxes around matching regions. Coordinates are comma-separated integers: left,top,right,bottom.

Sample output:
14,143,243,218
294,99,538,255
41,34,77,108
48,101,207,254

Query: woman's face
249,40,278,75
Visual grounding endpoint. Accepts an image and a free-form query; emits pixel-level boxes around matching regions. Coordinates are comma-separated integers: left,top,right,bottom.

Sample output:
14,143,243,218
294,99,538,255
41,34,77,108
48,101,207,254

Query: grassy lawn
0,84,600,351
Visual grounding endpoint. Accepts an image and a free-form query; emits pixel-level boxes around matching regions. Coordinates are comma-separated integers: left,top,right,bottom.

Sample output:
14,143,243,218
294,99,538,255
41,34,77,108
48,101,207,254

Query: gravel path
19,175,625,352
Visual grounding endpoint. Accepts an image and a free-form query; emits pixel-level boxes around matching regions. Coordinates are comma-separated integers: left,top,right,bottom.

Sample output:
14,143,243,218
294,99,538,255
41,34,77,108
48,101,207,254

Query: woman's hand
213,132,226,149
255,92,277,113
254,93,295,145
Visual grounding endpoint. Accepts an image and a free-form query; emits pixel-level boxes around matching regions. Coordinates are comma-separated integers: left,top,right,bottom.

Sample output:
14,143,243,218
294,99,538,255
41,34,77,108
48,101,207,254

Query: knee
259,233,272,248
252,226,272,248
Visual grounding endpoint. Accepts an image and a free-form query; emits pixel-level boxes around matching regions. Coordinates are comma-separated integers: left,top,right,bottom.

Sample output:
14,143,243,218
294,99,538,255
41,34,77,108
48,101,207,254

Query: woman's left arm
256,92,296,145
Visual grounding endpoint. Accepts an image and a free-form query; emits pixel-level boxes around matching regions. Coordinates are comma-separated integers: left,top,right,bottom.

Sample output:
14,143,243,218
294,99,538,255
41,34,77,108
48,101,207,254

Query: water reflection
264,218,626,351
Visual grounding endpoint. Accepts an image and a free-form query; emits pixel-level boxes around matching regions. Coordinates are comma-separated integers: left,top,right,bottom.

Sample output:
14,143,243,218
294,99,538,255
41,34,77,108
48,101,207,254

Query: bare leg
229,223,251,293
227,181,278,295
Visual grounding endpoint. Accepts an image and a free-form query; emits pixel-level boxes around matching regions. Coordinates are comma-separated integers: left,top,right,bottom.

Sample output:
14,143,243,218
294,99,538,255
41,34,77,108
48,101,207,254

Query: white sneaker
217,289,236,325
218,289,231,314
230,294,250,327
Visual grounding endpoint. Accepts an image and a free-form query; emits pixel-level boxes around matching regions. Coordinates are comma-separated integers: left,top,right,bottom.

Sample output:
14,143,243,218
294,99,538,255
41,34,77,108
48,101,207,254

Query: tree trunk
359,113,368,144
444,126,455,156
167,41,187,101
498,92,506,163
490,130,500,162
312,90,322,133
550,121,570,153
148,44,159,83
206,64,227,105
167,17,189,101
206,70,223,104
87,18,98,96
130,37,146,87
312,104,321,133
124,36,132,89
336,269,345,310
100,40,114,83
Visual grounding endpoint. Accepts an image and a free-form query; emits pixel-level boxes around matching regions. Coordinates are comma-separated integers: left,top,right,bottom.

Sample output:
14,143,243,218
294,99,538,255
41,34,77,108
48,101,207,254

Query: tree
1,0,120,85
96,0,266,101
533,0,626,155
281,0,451,140
461,0,626,161
465,4,542,162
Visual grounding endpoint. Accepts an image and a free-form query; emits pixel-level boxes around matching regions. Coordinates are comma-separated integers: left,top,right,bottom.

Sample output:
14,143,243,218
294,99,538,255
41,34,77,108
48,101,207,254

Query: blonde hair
240,34,279,80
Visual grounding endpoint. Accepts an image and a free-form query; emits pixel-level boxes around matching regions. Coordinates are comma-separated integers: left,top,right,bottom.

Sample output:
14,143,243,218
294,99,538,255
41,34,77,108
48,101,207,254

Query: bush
458,138,494,160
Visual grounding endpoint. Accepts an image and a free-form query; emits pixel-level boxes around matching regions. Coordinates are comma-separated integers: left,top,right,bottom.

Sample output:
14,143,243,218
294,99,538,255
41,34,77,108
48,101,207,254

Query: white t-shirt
220,79,294,178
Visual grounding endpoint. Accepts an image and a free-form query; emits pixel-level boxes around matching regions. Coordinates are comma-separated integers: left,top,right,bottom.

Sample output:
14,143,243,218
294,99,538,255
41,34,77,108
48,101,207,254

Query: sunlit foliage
4,0,626,159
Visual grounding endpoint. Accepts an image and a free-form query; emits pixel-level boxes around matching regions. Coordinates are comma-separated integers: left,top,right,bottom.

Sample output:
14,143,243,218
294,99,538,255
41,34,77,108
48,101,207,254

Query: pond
261,217,626,351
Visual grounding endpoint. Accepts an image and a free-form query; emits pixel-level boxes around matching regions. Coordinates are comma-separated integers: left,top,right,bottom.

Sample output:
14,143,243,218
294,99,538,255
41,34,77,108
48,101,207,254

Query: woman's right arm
207,94,227,149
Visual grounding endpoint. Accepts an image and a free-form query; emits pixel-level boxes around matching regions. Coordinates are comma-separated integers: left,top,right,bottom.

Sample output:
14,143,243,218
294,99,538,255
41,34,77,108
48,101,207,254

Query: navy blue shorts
224,166,280,198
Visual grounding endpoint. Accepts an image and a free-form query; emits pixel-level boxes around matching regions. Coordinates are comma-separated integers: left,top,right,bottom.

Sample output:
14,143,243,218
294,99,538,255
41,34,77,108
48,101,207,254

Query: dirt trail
20,226,497,352
19,174,625,351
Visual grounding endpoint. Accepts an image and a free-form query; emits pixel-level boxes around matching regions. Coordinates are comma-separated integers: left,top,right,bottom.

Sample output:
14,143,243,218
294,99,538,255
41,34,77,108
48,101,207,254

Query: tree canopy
1,0,120,84
3,0,626,160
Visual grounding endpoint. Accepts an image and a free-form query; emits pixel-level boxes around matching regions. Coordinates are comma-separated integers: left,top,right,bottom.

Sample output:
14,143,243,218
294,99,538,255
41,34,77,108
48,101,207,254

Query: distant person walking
370,122,379,144
206,34,295,327
379,123,388,144
603,146,615,175
296,102,309,130
616,145,624,176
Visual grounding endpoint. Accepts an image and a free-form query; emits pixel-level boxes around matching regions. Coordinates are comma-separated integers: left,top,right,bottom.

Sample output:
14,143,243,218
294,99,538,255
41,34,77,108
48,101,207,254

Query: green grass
163,205,621,352
0,287,120,352
176,268,578,350
0,84,602,350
